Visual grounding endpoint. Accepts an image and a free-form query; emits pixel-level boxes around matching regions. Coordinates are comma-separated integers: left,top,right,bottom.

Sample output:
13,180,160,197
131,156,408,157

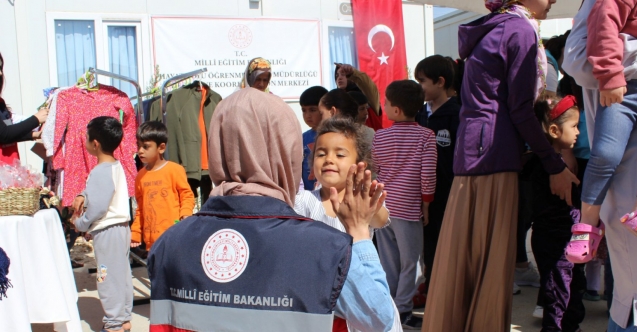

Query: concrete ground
32,237,610,332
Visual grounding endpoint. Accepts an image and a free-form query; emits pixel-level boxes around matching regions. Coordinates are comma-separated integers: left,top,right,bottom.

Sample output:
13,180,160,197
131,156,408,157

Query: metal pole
160,68,208,124
89,67,144,124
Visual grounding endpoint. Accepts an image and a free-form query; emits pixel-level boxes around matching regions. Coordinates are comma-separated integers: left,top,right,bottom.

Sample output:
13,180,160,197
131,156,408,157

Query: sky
433,6,458,18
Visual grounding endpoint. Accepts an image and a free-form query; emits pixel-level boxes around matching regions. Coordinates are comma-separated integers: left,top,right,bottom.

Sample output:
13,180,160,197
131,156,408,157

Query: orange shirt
131,161,195,249
199,88,209,170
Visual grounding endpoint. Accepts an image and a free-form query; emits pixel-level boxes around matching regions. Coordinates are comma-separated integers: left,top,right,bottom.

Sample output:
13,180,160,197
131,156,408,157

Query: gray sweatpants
377,218,424,314
92,223,133,330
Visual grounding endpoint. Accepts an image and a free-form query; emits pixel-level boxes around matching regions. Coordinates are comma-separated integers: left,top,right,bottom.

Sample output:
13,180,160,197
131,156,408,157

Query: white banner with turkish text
152,17,323,99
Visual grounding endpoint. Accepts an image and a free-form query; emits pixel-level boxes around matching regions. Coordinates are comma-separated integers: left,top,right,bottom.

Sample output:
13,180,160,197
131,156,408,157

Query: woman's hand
330,162,384,242
31,131,42,140
35,108,49,124
550,167,580,206
338,64,355,77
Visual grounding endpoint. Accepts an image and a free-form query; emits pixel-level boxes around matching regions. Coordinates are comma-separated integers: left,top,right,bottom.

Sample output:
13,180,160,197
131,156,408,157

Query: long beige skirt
422,173,519,332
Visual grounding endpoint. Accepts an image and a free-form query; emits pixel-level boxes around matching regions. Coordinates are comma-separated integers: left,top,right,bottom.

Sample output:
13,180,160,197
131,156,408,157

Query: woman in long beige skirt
421,0,579,331
423,174,518,331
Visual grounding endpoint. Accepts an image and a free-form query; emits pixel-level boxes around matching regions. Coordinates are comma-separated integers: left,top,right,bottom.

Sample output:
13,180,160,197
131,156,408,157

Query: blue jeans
582,80,637,205
608,314,637,332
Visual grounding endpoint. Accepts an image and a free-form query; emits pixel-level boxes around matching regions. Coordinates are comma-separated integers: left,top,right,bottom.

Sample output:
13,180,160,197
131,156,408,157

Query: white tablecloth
0,209,82,332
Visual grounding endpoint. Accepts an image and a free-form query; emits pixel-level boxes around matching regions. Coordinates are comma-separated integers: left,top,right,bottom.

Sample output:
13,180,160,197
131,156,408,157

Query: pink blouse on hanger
52,85,138,205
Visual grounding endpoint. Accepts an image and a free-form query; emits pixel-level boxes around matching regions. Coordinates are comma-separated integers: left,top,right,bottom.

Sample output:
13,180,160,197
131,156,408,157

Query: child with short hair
130,121,194,250
527,96,586,331
300,86,328,190
293,116,400,332
413,55,461,298
372,80,437,329
318,89,360,122
72,116,133,332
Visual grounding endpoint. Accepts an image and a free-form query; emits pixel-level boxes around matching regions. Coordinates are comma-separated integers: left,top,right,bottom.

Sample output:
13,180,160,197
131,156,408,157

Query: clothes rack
88,68,143,124
160,68,208,124
131,91,157,100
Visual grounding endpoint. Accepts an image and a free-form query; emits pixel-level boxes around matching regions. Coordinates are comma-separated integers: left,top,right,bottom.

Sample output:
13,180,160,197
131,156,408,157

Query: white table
0,209,82,332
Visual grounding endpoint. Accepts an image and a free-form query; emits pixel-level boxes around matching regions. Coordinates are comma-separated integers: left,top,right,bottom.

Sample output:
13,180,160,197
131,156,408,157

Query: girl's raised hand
368,180,387,216
330,162,381,242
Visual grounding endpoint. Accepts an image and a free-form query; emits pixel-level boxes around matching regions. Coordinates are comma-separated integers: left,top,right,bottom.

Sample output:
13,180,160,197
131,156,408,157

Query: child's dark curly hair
311,117,371,170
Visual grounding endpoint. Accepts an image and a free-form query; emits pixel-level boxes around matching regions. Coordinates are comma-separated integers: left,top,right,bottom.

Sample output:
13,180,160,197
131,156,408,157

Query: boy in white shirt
73,116,133,332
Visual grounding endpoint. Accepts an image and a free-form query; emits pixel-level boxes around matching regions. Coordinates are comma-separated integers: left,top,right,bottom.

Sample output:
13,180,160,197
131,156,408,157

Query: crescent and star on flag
367,24,395,65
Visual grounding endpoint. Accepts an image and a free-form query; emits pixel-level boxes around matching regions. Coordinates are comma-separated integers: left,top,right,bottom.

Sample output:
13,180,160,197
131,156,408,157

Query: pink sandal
565,221,605,264
620,211,637,235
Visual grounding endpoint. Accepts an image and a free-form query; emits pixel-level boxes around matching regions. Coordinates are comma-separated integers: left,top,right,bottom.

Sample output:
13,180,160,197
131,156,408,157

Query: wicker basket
0,188,40,216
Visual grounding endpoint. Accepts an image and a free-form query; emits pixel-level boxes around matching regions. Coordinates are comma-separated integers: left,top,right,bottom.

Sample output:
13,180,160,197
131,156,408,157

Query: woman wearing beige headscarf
240,57,272,93
146,88,395,332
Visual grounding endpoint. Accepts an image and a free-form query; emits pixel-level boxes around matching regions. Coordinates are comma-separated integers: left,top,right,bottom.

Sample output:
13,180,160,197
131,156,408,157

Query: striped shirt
372,121,437,221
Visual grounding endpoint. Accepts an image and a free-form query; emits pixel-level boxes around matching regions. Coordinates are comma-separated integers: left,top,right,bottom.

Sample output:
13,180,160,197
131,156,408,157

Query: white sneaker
513,282,521,295
533,305,544,319
515,263,541,288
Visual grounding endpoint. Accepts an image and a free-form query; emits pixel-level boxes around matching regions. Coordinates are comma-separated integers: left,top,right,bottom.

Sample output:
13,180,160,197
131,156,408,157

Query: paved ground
32,237,610,332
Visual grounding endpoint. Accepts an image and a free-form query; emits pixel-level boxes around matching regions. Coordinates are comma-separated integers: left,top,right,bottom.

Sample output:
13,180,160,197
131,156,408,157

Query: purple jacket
454,13,565,176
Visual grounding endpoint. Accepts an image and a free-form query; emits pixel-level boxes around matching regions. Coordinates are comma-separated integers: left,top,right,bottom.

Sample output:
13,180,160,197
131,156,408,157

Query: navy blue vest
148,196,352,332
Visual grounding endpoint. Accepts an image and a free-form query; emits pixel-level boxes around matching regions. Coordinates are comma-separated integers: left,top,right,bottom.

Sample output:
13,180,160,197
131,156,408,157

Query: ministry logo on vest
436,129,451,147
202,229,250,283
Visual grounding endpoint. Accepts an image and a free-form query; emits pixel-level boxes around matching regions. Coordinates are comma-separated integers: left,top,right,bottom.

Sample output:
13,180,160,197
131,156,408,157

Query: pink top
52,85,138,205
587,0,637,90
372,122,437,221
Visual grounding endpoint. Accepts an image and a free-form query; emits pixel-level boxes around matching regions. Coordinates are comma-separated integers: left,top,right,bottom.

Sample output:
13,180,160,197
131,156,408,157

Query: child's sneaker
532,305,543,319
513,282,521,295
514,263,540,287
582,290,601,301
400,312,422,330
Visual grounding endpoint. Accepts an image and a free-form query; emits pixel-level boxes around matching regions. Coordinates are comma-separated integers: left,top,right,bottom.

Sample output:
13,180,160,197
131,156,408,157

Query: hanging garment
42,87,72,157
149,82,222,180
52,85,138,206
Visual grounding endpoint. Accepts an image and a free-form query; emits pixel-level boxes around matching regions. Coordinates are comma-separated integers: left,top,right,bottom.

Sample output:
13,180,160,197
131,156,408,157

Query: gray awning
413,1,578,19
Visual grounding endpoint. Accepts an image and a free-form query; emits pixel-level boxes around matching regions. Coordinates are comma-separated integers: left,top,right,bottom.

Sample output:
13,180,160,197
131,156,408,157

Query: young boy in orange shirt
130,121,195,250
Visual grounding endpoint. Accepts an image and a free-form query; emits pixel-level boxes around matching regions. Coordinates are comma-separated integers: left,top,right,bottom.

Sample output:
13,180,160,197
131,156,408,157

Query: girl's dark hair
534,97,579,143
544,30,571,62
414,55,454,90
311,117,371,169
320,89,359,120
446,57,465,98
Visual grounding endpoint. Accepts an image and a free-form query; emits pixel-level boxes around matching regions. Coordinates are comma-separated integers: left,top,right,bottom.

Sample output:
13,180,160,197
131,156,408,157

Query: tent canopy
414,1,578,19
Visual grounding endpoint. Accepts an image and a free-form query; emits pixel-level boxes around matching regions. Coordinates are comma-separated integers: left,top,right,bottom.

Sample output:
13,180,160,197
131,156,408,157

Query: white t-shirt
293,189,401,332
293,189,390,241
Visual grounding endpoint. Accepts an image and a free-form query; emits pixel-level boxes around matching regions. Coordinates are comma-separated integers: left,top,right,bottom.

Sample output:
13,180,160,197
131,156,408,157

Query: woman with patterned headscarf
421,0,579,331
240,57,272,92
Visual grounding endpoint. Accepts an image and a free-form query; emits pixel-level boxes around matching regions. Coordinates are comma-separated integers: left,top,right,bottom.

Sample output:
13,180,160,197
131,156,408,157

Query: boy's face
357,103,369,124
416,73,443,102
384,98,400,121
85,132,99,157
137,140,166,165
302,105,322,130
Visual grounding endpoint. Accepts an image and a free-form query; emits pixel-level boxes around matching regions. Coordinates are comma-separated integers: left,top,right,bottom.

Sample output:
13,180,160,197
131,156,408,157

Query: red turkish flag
352,0,408,129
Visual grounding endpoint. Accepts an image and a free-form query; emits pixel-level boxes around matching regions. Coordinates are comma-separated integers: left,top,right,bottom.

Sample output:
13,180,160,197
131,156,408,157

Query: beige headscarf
208,88,302,207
